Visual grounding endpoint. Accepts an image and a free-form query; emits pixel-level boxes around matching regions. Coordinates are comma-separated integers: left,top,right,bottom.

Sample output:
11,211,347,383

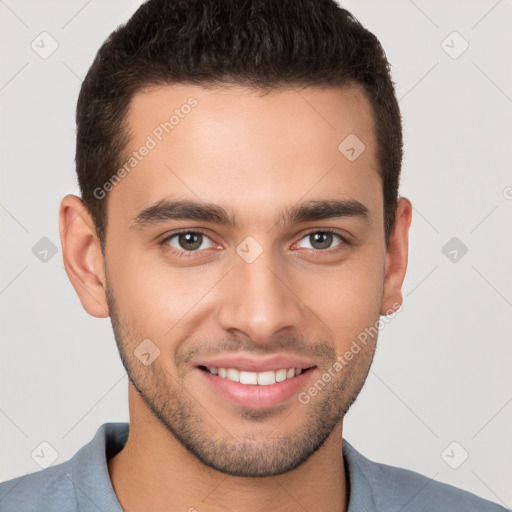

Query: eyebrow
130,198,370,230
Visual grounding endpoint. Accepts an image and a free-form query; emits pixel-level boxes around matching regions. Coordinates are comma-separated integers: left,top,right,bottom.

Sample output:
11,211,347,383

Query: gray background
1,0,511,508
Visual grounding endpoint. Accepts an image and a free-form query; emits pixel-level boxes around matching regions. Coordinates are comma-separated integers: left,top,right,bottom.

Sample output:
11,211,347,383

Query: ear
59,194,110,318
380,197,412,315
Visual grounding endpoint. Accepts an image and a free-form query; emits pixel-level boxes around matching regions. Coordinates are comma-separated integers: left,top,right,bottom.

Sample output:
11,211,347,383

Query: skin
59,83,412,512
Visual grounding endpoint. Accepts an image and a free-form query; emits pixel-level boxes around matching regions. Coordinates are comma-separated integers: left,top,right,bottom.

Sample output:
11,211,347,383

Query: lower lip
196,367,316,409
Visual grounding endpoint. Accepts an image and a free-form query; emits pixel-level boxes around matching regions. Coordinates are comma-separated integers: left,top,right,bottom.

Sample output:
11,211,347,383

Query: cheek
106,247,218,334
298,249,385,343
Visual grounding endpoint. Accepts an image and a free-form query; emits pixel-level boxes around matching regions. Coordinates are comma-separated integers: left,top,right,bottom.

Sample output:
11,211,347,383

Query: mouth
198,365,313,385
195,364,317,409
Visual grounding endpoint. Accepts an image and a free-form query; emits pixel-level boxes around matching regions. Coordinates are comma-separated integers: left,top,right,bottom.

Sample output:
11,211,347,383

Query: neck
108,387,348,512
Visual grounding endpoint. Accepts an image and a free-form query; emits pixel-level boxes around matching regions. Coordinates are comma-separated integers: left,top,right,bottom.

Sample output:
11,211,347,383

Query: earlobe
380,197,413,316
59,194,110,318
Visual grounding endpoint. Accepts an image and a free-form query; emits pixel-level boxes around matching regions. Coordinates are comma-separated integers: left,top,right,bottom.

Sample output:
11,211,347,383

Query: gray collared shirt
0,422,506,511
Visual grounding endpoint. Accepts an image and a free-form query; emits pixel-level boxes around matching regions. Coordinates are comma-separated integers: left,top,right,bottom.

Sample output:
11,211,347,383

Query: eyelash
159,229,350,258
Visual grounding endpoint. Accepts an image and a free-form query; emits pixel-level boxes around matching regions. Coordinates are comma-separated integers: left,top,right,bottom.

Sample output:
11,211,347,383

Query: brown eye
296,231,344,251
163,231,214,252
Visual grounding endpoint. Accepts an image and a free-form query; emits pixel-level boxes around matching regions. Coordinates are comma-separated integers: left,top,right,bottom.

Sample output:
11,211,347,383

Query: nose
215,245,304,346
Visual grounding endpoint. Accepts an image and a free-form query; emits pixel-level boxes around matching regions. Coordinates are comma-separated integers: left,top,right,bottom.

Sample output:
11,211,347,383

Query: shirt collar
71,422,376,511
71,422,127,512
343,439,378,511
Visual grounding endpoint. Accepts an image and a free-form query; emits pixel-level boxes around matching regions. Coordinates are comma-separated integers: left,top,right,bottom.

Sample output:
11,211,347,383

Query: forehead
108,83,381,226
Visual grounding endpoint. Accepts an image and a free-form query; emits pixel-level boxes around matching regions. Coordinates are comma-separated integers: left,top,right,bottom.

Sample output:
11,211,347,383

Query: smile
196,364,316,409
199,365,305,385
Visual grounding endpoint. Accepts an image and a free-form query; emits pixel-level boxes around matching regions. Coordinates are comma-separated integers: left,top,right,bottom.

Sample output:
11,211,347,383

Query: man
0,0,506,511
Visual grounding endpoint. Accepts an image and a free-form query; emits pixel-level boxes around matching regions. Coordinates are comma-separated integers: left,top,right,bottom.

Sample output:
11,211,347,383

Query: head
60,0,412,477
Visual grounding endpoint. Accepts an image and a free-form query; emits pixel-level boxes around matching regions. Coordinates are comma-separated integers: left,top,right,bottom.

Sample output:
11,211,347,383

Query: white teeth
205,366,304,385
226,368,240,382
239,371,258,385
275,369,287,382
257,371,276,386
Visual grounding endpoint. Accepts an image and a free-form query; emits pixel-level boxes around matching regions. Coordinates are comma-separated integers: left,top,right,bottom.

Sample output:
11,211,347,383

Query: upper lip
196,355,316,373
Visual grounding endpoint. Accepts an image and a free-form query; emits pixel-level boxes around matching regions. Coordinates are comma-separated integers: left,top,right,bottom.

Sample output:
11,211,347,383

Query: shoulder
0,422,128,512
343,441,508,512
0,460,77,512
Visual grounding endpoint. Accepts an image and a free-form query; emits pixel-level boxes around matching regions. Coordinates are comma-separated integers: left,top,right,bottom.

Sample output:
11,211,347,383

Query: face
61,83,411,477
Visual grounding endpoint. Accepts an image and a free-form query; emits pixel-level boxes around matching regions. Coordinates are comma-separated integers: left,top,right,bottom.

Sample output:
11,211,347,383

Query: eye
160,229,349,258
295,230,346,251
162,230,215,254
